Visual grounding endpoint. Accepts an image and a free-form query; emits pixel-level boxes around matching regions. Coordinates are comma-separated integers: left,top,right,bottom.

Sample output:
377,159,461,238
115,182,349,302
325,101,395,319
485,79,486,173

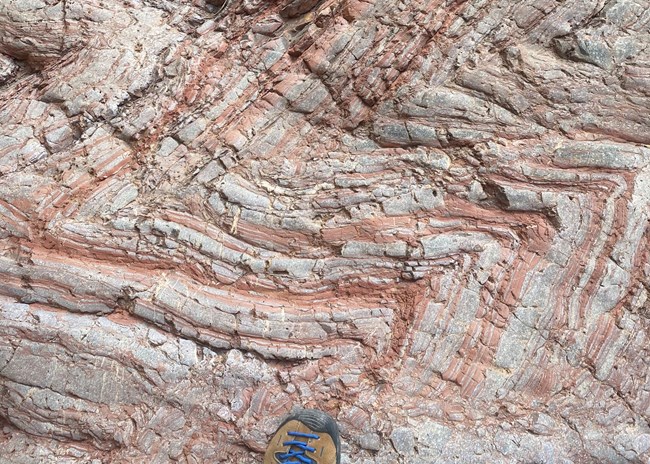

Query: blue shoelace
277,431,320,464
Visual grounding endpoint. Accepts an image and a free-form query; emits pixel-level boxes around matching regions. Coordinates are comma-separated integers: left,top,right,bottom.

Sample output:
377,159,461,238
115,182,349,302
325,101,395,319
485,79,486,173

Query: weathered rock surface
0,0,649,462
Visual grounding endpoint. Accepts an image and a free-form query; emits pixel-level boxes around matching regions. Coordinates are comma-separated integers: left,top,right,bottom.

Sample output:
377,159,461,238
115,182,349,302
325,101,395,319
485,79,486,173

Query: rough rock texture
0,0,649,462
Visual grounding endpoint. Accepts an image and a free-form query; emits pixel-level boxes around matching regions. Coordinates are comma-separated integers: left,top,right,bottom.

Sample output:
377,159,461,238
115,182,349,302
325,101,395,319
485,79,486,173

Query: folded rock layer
0,0,649,462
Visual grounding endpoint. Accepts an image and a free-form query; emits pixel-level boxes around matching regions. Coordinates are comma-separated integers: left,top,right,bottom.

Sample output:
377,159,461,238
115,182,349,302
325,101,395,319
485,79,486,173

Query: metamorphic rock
0,0,649,462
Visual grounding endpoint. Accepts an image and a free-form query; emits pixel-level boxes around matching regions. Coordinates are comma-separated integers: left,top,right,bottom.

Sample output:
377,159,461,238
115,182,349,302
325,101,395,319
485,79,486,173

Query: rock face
0,0,649,462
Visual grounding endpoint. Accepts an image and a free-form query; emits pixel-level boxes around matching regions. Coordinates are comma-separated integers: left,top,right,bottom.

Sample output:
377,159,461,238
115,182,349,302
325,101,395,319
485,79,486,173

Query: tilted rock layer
0,0,649,462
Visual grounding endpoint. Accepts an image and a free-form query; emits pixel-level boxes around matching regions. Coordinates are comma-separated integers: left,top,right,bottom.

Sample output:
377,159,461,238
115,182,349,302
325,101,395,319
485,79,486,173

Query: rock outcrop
1,0,649,462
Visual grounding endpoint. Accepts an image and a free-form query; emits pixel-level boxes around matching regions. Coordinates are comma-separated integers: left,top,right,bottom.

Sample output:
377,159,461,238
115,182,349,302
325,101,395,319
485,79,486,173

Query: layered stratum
0,0,649,462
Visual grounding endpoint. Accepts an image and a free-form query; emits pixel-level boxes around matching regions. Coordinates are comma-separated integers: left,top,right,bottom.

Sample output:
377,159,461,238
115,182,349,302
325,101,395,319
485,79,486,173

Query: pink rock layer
0,0,649,462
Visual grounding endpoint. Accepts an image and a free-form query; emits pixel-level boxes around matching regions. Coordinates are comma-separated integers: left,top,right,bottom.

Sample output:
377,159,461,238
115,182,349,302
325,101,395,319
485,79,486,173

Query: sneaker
264,408,341,464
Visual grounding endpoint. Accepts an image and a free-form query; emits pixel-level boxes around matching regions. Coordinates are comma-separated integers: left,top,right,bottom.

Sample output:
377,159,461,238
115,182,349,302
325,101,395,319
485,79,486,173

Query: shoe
264,408,341,464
